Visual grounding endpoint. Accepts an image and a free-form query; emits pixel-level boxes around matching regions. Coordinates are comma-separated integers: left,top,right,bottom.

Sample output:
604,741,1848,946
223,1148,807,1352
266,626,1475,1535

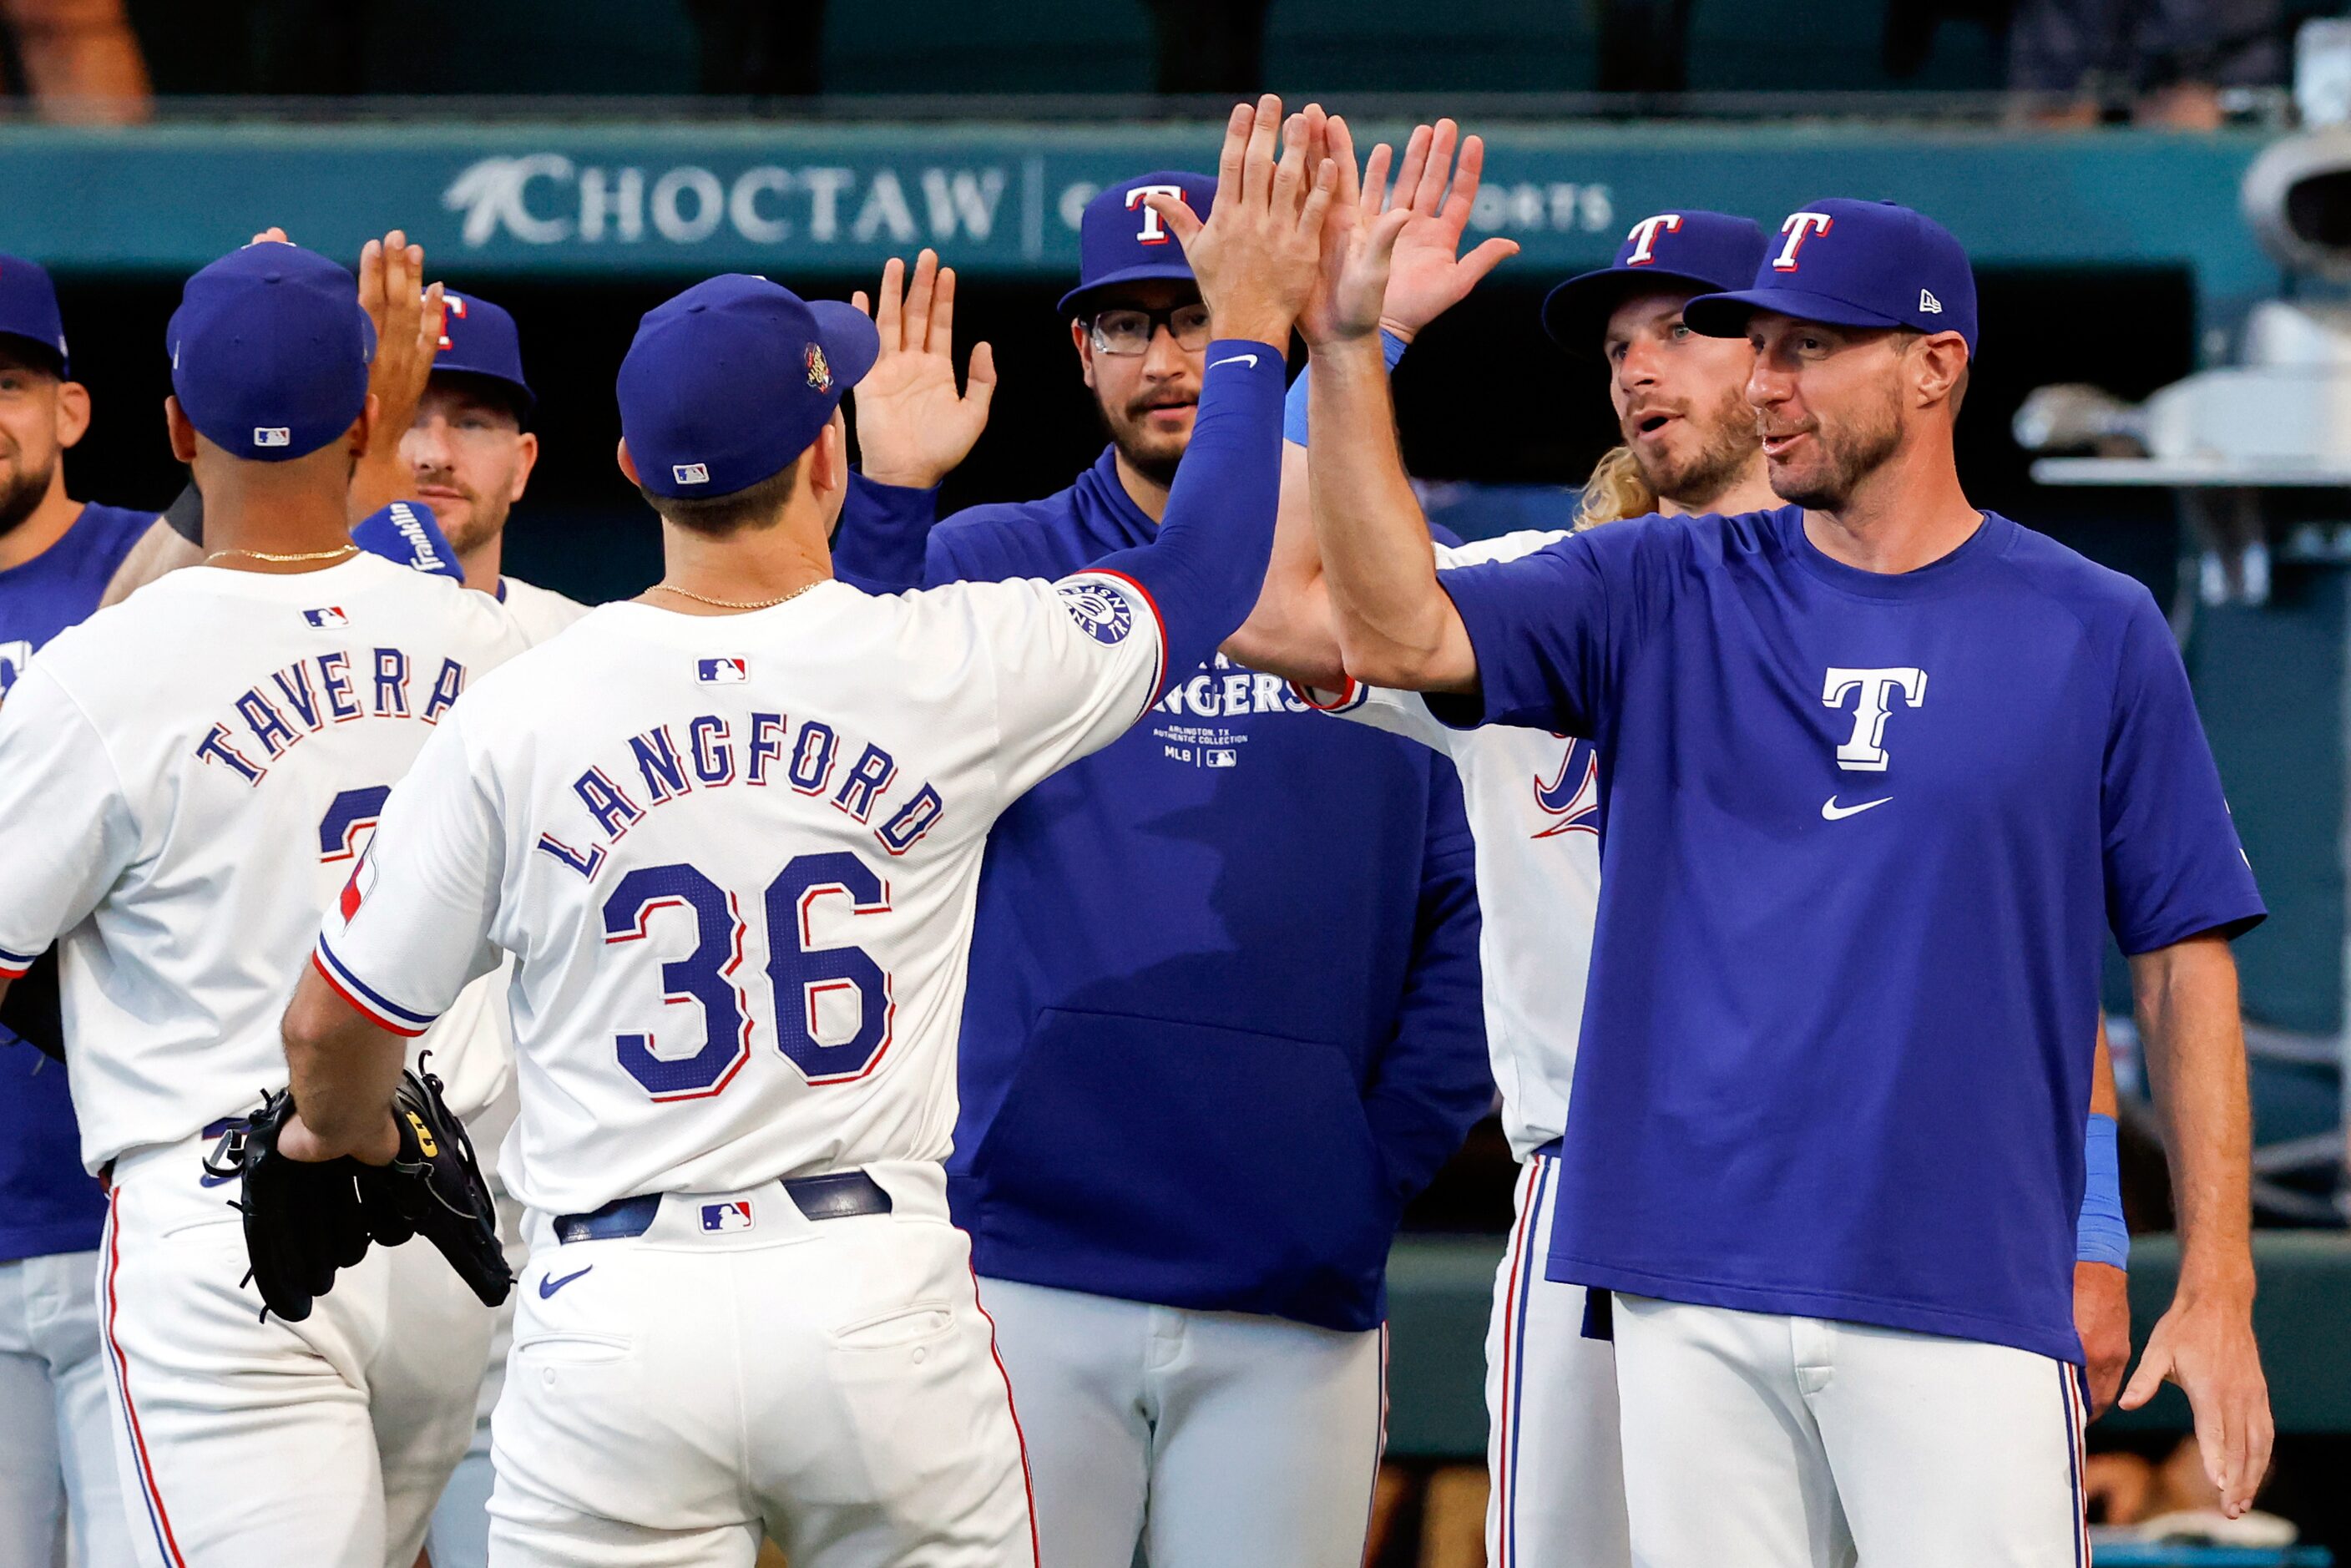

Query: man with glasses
828,161,1491,1568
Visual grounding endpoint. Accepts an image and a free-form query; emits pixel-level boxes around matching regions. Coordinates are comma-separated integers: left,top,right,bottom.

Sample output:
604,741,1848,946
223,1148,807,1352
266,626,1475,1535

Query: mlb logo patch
304,607,349,629
254,427,291,448
697,657,749,684
700,1200,754,1232
673,463,710,486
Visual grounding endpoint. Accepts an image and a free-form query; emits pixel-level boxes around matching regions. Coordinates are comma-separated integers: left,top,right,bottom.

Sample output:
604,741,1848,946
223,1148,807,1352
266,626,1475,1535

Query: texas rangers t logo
1125,185,1189,245
1773,212,1835,271
1822,666,1926,771
1624,214,1683,266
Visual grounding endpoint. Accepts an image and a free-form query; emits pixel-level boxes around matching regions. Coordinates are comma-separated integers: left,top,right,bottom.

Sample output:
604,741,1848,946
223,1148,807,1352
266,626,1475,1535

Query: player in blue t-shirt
0,251,151,1568
1299,198,2272,1565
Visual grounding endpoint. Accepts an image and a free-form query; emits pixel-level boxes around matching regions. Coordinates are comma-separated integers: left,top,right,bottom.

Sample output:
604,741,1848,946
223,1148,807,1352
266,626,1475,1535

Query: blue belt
555,1170,893,1244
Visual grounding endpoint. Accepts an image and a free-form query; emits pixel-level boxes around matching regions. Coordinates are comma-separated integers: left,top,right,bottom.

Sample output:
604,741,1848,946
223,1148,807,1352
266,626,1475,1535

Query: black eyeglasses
1088,302,1214,357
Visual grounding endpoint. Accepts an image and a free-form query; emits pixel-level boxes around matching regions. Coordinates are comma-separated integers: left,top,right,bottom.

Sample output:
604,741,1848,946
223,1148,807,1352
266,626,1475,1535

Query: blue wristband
2075,1112,2129,1269
1282,328,1410,446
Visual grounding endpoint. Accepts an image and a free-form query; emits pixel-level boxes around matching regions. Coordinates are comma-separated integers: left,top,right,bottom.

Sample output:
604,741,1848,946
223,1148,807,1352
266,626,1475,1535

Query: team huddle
0,95,2275,1568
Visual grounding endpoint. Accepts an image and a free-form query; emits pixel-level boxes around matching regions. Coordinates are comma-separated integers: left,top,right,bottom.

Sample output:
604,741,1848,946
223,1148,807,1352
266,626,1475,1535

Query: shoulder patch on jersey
1058,579,1135,646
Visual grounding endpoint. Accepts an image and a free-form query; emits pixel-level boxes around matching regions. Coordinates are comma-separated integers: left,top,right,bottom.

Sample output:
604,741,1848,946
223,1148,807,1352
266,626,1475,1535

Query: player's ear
1911,331,1969,412
615,437,642,489
1072,318,1097,388
808,411,848,499
53,380,93,449
346,392,379,458
510,430,540,502
164,395,199,464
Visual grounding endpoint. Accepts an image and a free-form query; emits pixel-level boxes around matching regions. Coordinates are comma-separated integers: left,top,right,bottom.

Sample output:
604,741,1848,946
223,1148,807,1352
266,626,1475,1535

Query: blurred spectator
685,0,824,97
0,0,149,122
1145,0,1269,94
2008,0,2288,125
1595,0,1695,93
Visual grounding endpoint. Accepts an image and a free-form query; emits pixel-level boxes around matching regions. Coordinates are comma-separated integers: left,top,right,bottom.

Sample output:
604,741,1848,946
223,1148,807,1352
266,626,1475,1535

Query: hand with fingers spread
349,230,447,519
2120,1284,2272,1516
1368,118,1519,341
1298,114,1417,351
1144,94,1337,357
848,249,999,492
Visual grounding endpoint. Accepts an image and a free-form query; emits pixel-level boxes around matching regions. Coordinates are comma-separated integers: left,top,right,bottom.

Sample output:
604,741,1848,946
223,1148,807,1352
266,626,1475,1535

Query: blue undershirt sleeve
1088,341,1287,680
832,472,941,593
2075,1111,2128,1268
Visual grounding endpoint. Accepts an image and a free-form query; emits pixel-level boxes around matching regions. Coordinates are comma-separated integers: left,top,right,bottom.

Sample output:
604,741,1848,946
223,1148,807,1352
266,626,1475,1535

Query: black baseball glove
204,1061,512,1322
204,1088,375,1323
352,1063,513,1311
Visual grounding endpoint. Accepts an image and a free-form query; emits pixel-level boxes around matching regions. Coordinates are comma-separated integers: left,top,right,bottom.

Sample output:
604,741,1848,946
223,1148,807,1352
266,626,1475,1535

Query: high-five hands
1372,119,1519,342
1297,114,1418,351
849,249,998,492
349,230,446,519
1145,94,1337,357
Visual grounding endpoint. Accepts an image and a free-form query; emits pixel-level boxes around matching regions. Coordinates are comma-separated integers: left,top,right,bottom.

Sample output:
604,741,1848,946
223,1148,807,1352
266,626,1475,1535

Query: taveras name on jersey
0,555,530,1172
316,574,1165,1218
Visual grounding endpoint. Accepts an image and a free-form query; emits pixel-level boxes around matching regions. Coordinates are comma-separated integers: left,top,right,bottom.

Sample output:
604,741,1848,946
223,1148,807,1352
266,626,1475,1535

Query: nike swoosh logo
1207,352,1260,370
1821,795,1893,822
198,1170,236,1188
538,1265,593,1299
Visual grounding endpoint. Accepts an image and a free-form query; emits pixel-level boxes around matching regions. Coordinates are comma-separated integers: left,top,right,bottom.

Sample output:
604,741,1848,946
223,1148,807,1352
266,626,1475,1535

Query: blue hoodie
837,452,1490,1332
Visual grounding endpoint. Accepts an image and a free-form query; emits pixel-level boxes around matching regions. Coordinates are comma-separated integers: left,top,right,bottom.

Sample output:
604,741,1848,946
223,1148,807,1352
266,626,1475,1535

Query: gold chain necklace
650,579,822,612
203,544,359,566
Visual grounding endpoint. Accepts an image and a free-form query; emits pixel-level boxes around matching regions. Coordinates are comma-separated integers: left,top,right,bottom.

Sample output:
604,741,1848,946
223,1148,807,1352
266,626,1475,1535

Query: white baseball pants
974,1277,1386,1568
0,1248,131,1568
1485,1149,1630,1568
1611,1294,2088,1568
97,1134,492,1568
484,1161,1034,1568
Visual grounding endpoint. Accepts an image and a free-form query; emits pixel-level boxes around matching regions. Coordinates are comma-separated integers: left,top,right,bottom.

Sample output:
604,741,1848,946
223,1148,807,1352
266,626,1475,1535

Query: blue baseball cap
1057,170,1216,317
618,274,880,500
0,253,69,377
432,291,533,412
1540,211,1768,357
166,243,377,463
1685,199,1979,355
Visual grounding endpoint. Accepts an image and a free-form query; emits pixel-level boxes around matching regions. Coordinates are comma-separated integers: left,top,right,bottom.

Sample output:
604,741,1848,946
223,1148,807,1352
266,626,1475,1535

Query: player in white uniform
270,96,1340,1568
0,240,530,1568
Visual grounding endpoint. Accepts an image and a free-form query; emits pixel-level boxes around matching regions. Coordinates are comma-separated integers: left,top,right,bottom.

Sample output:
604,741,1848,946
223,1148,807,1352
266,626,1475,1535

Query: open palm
850,250,996,491
1373,119,1519,341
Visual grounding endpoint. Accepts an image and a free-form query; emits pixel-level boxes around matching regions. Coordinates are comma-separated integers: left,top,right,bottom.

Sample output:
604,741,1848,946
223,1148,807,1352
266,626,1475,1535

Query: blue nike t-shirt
1,500,154,1260
1435,505,2263,1363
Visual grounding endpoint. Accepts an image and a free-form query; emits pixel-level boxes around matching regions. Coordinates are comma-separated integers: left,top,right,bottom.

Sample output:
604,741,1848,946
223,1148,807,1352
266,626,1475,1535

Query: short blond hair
1575,445,1656,529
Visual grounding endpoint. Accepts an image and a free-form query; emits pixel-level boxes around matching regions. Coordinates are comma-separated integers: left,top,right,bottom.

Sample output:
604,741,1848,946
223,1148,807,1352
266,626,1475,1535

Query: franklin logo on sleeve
697,656,750,684
700,1200,755,1232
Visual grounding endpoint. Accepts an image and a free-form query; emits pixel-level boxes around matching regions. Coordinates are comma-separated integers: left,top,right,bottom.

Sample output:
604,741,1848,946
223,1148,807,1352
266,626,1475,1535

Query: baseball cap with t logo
1683,198,1979,357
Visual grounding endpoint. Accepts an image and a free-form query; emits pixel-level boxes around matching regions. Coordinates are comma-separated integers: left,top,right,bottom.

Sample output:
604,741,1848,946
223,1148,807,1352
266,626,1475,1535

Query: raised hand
348,230,445,519
848,249,998,491
1297,114,1415,350
1373,119,1519,341
1145,94,1337,355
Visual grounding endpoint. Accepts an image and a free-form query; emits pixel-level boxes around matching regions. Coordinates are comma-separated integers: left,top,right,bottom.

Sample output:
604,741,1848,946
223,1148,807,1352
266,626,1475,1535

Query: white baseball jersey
0,555,529,1173
315,572,1165,1218
1308,529,1594,1160
496,575,590,645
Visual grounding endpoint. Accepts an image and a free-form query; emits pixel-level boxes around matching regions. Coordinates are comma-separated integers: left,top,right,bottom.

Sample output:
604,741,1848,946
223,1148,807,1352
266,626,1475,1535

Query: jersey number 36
601,852,892,1100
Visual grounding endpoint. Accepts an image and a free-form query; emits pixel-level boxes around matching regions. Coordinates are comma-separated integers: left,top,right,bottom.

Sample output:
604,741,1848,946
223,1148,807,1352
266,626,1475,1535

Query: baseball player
1249,169,2141,1562
0,251,151,1568
0,239,530,1568
270,94,1333,1567
825,123,1490,1568
1306,195,2270,1565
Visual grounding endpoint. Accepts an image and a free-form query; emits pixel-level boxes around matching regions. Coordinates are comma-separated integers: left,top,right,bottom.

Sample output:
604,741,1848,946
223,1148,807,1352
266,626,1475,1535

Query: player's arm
1226,117,1515,690
1297,119,1479,695
0,665,139,1018
1359,766,1491,1201
1084,99,1332,681
346,231,447,523
2076,1020,2131,1418
2097,591,2271,1512
281,712,507,1162
2121,935,2268,1509
99,507,202,609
